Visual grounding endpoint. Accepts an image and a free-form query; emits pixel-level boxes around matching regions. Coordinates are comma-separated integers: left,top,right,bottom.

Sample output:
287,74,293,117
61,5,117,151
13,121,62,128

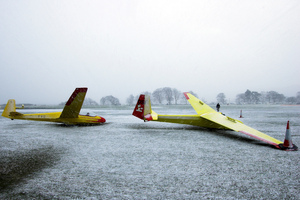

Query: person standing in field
216,103,220,112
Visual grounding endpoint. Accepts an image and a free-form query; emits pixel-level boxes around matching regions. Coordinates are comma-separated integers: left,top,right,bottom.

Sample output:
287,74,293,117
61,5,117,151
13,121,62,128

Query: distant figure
86,112,90,116
216,103,220,112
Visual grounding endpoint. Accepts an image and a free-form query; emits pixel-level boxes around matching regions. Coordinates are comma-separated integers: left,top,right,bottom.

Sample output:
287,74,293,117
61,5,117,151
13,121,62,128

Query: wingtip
239,130,281,147
278,143,298,151
183,92,190,100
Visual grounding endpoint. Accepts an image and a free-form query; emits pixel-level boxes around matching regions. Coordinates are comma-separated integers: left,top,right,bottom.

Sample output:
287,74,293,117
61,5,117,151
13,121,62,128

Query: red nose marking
98,117,106,123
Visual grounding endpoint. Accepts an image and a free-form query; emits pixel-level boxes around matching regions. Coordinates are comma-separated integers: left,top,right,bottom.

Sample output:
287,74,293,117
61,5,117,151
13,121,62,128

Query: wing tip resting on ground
239,130,280,147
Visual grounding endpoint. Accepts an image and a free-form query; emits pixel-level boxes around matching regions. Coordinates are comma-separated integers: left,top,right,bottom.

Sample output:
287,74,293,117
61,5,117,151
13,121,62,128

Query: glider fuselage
9,112,105,125
2,88,106,125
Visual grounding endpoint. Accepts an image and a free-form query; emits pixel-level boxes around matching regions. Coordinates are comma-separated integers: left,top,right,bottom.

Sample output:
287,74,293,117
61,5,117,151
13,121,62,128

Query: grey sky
1,0,299,104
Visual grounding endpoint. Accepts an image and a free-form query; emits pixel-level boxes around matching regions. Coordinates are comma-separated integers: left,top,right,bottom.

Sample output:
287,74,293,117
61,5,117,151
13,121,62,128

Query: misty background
1,0,299,105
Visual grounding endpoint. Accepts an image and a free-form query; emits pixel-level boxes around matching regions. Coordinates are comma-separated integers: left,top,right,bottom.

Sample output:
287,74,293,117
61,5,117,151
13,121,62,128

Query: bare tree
142,91,151,96
235,93,246,104
297,92,300,104
266,91,285,104
260,91,268,104
100,95,121,106
163,87,173,105
286,97,297,104
126,94,134,106
236,90,286,104
216,93,226,104
152,88,164,104
83,98,99,106
172,88,181,105
179,93,188,104
188,91,198,98
251,91,261,104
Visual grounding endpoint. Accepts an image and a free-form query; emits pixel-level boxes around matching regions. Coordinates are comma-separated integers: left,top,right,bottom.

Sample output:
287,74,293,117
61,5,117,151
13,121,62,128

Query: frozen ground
0,105,299,199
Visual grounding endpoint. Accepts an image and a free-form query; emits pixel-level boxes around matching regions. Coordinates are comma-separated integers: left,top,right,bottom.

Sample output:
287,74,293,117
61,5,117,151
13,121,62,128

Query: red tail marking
65,88,87,106
132,95,145,120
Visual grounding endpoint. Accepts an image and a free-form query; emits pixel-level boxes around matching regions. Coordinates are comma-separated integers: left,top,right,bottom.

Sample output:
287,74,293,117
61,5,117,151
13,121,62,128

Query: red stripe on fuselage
65,88,87,106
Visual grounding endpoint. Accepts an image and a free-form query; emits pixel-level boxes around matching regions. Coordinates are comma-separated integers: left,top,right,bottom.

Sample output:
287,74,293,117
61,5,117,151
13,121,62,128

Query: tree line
73,87,300,106
126,88,300,106
72,87,197,106
126,87,198,106
235,90,300,104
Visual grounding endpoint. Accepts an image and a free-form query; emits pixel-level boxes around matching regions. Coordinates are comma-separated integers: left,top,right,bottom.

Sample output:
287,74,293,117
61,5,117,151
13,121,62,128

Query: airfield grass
0,105,299,199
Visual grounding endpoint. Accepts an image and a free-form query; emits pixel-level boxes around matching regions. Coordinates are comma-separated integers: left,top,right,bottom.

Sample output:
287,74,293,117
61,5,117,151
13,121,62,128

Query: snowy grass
0,105,299,199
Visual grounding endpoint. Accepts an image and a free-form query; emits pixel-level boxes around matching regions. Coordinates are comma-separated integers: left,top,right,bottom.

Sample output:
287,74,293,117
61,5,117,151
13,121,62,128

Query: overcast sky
1,0,299,104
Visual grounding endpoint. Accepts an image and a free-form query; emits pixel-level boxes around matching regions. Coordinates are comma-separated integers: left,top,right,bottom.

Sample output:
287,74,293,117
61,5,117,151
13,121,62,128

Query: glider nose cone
98,117,106,123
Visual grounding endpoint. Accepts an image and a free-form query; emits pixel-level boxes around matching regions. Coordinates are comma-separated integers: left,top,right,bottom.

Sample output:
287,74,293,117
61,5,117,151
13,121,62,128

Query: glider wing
184,92,282,147
60,88,87,119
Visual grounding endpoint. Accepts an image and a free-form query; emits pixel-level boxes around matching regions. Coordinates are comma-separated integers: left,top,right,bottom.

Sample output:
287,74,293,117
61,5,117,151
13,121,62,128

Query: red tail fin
132,95,145,120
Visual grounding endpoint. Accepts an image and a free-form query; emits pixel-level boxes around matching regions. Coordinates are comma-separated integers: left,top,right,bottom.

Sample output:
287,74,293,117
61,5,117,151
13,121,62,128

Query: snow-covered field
0,105,299,199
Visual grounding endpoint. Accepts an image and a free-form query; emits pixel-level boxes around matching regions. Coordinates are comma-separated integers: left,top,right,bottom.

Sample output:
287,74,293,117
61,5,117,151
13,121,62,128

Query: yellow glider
132,92,297,150
2,88,106,125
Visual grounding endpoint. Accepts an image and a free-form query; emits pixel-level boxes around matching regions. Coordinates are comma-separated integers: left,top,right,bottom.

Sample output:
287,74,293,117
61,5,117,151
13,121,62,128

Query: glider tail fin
60,88,87,118
2,99,17,118
132,94,157,121
132,94,146,120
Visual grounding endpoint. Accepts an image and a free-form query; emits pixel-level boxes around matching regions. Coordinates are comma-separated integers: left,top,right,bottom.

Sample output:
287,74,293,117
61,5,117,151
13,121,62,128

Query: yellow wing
184,92,282,147
60,88,87,118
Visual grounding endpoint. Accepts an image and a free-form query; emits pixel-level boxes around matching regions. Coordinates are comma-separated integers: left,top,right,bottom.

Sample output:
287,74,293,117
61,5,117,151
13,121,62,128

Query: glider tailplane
132,94,156,121
2,99,17,118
